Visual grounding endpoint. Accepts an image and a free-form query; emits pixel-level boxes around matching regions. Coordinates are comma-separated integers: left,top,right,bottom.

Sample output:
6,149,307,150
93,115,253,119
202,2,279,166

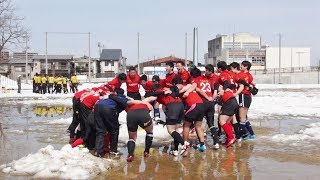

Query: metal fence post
273,68,276,84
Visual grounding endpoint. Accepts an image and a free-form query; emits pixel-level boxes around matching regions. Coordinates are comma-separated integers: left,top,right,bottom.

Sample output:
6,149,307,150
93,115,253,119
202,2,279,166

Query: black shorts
239,94,252,108
203,99,215,118
127,109,152,132
165,102,184,125
127,92,141,100
185,103,205,122
220,98,238,116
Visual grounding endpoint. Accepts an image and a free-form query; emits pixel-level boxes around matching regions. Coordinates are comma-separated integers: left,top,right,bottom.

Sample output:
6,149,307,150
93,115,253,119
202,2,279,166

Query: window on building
223,42,241,49
242,42,259,49
85,63,89,67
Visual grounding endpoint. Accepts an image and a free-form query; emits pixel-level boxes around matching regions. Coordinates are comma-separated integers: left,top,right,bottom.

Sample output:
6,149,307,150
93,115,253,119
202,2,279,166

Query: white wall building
265,47,310,69
208,32,263,67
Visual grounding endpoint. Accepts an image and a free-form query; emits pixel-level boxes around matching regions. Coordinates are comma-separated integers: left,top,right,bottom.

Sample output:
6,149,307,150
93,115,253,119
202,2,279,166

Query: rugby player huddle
67,60,257,162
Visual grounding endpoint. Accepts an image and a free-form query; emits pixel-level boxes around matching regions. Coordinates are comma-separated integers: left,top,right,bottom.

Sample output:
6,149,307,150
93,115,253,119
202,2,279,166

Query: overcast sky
13,0,320,65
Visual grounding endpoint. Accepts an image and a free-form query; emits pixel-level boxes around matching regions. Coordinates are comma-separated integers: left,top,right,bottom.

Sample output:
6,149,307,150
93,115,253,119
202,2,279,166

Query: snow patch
268,122,320,146
47,117,73,125
8,130,24,134
0,144,119,179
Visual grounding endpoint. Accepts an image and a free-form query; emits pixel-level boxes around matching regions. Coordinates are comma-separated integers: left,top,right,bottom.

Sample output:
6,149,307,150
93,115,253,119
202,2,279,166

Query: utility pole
232,33,235,62
98,42,102,55
196,27,199,66
137,32,140,74
193,28,195,65
153,56,156,75
290,48,293,72
88,32,91,82
25,33,28,83
185,32,187,66
45,32,48,75
278,33,281,84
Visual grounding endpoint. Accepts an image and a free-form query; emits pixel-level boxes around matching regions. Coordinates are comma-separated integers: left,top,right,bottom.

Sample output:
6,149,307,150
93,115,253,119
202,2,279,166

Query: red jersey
81,93,100,110
203,74,219,87
126,74,140,93
229,71,239,83
221,91,234,103
74,89,89,99
237,71,253,95
219,70,236,92
163,72,177,88
156,88,181,106
184,91,203,107
193,76,213,98
108,78,122,88
92,85,112,93
142,81,153,92
178,69,190,86
126,103,149,111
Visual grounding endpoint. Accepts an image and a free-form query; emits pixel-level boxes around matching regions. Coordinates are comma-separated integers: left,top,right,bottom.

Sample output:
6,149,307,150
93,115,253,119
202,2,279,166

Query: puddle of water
0,104,72,166
1,102,320,179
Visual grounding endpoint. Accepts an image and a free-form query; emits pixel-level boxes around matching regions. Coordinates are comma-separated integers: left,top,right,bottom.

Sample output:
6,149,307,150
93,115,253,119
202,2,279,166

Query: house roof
138,56,191,67
33,55,73,60
100,49,122,61
9,59,33,64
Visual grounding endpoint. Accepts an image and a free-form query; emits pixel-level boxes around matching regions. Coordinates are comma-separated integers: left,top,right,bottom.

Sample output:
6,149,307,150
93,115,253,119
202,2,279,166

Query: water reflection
117,142,254,179
33,106,71,117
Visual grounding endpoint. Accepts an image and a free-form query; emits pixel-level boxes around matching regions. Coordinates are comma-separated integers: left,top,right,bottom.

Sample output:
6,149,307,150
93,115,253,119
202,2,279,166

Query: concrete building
265,47,310,69
208,33,263,67
207,33,311,70
32,55,73,76
8,59,33,80
98,49,126,77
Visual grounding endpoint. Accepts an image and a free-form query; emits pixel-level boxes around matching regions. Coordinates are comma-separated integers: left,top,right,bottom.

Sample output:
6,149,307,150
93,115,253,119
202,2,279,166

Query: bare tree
0,0,27,56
